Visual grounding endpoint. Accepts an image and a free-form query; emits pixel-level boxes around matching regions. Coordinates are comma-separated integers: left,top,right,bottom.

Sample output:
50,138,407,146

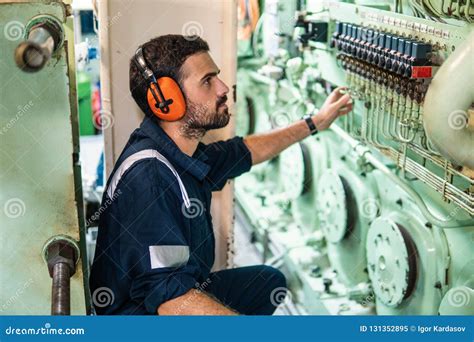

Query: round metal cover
316,170,348,243
367,217,417,307
291,139,329,232
278,143,305,200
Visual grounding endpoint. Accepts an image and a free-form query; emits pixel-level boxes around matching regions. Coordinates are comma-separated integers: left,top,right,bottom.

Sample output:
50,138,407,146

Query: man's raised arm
243,87,352,165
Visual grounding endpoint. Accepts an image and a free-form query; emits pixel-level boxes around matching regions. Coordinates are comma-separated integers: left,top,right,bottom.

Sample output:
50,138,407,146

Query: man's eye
203,78,211,86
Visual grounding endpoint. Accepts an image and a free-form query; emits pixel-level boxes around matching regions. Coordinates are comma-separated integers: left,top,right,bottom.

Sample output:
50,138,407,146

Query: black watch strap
303,114,318,135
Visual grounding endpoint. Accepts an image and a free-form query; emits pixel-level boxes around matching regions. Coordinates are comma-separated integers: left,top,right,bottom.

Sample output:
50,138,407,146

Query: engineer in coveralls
90,35,352,315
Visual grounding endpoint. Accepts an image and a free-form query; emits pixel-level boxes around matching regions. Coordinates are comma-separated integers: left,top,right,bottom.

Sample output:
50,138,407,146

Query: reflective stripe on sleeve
148,245,190,269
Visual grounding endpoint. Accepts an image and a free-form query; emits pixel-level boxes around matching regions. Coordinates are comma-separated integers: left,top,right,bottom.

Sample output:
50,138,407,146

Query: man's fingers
339,93,352,104
327,86,348,102
338,105,352,113
335,86,348,94
332,94,352,108
338,101,353,110
338,106,352,116
336,99,353,116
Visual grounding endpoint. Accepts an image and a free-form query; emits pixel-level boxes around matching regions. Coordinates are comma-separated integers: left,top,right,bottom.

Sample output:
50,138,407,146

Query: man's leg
203,265,287,315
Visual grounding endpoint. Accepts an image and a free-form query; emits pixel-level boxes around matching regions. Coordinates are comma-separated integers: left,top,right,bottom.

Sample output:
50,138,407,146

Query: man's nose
216,78,229,98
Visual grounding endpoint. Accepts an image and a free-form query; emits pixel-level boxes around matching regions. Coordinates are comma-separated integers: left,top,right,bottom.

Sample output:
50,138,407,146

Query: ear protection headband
134,46,186,121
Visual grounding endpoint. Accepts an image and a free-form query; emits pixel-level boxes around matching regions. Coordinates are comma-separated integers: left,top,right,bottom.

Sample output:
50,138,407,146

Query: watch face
304,115,317,134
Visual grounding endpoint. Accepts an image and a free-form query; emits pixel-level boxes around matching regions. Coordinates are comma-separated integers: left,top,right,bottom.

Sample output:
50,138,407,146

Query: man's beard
180,95,231,139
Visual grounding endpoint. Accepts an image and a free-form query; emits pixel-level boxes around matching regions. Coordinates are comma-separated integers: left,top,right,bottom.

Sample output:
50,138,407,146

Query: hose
330,124,474,228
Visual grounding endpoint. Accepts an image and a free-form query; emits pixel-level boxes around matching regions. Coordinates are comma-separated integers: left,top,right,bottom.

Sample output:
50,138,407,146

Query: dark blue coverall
89,116,286,315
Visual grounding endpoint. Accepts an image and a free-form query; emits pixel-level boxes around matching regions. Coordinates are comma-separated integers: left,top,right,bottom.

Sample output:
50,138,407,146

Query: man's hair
129,34,209,118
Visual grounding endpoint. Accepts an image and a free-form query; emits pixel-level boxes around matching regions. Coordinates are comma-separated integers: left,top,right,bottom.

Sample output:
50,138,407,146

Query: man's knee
265,265,286,288
259,265,287,309
227,265,288,315
257,265,286,294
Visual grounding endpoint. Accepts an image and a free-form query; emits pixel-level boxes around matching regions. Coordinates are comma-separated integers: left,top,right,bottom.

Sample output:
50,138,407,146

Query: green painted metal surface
0,1,87,314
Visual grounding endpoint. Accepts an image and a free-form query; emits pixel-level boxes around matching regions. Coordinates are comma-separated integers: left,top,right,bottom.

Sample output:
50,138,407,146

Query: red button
411,66,432,78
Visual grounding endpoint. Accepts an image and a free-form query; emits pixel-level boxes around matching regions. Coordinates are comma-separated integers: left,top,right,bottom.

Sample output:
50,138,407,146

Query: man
89,35,352,315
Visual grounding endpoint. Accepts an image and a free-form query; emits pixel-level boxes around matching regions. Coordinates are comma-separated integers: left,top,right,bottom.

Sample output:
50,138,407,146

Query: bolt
45,240,78,277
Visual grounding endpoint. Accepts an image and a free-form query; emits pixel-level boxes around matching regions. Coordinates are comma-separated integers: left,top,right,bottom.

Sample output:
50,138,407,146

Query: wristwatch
303,114,318,135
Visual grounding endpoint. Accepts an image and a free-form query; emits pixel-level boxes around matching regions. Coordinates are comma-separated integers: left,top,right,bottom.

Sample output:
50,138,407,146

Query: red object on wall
92,85,101,130
411,66,432,78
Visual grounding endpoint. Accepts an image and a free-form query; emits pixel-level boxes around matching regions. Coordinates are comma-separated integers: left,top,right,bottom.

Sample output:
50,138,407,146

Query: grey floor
232,207,297,315
233,215,264,267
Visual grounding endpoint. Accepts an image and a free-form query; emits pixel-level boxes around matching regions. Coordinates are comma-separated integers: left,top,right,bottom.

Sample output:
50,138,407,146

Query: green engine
235,0,474,315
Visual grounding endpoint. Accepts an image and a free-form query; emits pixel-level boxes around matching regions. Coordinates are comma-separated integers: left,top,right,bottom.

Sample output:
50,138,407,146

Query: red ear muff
147,77,186,121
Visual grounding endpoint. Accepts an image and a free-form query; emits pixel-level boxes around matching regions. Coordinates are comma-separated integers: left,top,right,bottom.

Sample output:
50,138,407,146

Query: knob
323,278,333,293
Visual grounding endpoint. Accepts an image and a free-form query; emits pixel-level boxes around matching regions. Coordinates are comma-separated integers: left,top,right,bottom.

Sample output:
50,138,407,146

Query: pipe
330,124,474,228
422,31,474,169
51,262,71,315
97,0,115,179
14,17,63,72
14,27,54,72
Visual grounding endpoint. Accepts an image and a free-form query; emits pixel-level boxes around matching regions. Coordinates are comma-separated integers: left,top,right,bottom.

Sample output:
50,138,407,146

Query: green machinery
235,0,473,315
0,1,88,314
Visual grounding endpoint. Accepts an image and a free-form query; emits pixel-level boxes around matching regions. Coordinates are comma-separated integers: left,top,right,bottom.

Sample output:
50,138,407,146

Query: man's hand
312,86,353,131
243,86,353,165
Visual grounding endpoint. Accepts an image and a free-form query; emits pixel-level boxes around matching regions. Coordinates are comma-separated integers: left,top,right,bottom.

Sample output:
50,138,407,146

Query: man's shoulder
118,156,177,189
106,152,180,204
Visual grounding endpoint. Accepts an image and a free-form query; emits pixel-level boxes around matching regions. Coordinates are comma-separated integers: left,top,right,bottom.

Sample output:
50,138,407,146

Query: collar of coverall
139,116,211,181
